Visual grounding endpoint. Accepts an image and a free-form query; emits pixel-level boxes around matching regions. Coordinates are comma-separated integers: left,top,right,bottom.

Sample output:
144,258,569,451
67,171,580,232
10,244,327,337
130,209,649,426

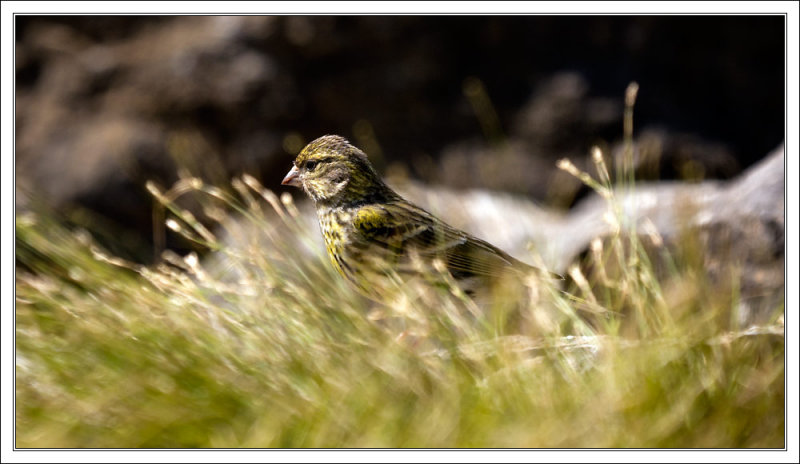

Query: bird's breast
316,207,386,296
317,208,355,276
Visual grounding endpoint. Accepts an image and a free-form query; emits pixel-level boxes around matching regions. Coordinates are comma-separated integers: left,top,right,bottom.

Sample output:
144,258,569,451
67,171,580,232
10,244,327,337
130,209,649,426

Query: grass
14,87,784,448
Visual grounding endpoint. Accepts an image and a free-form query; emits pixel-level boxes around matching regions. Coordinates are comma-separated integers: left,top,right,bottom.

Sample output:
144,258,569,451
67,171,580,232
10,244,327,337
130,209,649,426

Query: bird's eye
305,160,317,171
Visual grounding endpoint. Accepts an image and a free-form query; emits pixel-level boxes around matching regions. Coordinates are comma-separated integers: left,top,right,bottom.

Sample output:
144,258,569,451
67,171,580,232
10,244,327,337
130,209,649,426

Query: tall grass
15,86,784,448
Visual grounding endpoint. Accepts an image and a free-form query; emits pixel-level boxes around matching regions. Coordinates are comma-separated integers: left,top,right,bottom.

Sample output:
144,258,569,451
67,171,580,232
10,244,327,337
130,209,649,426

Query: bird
281,135,558,314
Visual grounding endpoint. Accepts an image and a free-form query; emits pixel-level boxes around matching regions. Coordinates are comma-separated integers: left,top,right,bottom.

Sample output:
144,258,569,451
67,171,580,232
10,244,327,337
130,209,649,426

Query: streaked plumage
282,135,553,302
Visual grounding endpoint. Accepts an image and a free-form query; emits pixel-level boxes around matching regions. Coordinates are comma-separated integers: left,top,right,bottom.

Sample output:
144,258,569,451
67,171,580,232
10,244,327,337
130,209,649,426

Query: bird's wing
352,202,529,279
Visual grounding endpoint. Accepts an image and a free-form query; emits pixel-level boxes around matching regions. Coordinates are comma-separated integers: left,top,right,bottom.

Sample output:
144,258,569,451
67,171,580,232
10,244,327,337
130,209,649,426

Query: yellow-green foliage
15,169,784,448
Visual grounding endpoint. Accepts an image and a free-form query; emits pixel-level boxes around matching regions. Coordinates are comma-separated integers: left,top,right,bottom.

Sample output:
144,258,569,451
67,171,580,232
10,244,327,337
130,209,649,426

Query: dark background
15,15,785,262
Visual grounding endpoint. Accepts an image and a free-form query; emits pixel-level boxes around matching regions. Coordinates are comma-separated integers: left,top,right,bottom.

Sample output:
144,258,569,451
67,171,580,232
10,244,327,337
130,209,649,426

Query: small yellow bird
282,135,556,305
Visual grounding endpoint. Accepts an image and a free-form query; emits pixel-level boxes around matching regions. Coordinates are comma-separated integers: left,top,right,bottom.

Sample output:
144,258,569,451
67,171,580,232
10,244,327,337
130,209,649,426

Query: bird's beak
281,165,301,187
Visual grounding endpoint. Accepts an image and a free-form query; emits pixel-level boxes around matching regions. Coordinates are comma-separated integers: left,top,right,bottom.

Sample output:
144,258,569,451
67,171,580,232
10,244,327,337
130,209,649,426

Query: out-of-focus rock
562,144,783,268
401,144,783,271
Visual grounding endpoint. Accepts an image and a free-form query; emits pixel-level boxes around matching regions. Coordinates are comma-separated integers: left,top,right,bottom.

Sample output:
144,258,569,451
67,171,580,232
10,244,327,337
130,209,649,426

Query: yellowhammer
282,135,556,306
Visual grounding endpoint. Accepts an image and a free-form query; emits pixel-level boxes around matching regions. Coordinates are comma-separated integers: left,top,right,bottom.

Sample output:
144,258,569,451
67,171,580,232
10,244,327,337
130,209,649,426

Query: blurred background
14,15,785,262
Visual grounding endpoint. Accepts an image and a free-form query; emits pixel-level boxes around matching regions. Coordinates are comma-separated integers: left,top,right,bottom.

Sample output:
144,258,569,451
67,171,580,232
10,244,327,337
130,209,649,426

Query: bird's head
282,135,391,206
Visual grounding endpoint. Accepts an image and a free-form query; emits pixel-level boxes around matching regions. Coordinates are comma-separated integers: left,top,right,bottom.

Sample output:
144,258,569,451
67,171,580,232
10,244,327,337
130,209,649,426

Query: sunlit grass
15,176,784,448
